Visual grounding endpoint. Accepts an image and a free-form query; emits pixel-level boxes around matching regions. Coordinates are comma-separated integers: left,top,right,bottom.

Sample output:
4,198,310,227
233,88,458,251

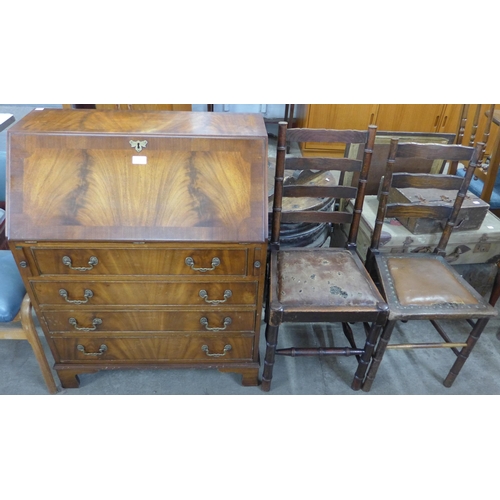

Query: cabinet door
436,104,462,135
376,104,447,132
300,104,379,156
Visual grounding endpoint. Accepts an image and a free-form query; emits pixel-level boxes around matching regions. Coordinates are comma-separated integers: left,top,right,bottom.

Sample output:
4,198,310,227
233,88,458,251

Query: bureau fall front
6,109,268,388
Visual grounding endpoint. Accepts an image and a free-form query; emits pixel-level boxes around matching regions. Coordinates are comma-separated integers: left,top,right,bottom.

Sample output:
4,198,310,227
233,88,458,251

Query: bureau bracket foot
218,366,260,386
56,366,99,389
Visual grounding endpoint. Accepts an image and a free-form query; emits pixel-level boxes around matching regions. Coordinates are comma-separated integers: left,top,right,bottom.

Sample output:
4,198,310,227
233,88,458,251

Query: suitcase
388,186,489,234
345,195,500,266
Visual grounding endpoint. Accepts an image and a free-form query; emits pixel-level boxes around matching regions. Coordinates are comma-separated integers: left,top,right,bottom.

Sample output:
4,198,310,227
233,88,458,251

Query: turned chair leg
261,323,280,392
362,320,397,392
444,317,490,387
489,262,500,307
352,323,383,391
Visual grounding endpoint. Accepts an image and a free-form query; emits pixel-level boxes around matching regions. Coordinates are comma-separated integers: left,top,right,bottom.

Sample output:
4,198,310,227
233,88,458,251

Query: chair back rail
391,173,464,190
281,210,354,225
282,185,357,199
285,156,363,172
286,128,368,144
395,142,477,160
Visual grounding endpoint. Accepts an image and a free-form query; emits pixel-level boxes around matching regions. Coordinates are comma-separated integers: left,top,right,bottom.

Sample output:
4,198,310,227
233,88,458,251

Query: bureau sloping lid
7,109,268,242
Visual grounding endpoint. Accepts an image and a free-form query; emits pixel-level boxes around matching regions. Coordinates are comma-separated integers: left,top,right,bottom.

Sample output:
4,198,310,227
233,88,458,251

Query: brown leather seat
278,249,384,308
386,256,478,308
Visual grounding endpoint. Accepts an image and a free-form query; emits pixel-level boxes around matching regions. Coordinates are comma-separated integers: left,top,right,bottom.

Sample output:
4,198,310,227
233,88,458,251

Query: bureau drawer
51,335,255,362
29,248,249,276
42,310,256,333
31,281,259,307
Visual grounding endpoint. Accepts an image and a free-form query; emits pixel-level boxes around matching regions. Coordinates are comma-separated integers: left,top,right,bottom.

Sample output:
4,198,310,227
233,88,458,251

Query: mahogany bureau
6,109,268,388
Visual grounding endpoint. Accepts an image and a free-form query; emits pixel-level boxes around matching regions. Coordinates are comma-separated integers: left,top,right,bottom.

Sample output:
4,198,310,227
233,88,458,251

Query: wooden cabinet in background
296,104,462,156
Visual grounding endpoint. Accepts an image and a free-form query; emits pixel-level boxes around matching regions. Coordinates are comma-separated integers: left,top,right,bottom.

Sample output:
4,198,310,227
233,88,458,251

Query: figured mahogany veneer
7,110,268,389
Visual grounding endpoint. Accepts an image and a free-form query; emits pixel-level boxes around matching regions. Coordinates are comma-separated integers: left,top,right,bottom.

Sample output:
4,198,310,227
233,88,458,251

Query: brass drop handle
201,344,232,357
77,344,108,356
200,316,232,331
185,256,220,272
62,255,99,272
59,289,94,304
69,317,102,331
199,289,232,304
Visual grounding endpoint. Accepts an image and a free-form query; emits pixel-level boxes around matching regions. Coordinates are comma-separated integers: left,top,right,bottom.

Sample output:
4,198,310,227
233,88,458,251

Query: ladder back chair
363,139,497,392
262,123,389,392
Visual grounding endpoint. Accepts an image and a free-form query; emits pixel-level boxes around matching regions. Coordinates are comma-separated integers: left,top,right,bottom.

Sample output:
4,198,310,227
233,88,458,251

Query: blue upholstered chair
0,209,58,393
456,164,500,212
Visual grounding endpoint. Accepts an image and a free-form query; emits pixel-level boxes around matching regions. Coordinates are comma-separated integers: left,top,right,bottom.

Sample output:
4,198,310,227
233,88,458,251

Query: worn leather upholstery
0,250,26,322
387,257,478,306
278,249,381,307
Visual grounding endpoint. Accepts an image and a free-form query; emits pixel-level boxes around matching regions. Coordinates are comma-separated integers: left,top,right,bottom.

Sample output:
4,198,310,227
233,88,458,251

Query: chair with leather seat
261,122,389,392
0,209,57,394
362,138,497,392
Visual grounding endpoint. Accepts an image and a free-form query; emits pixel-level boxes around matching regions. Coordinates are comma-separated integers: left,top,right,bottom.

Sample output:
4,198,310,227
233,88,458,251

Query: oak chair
363,139,497,391
0,216,58,394
261,123,389,392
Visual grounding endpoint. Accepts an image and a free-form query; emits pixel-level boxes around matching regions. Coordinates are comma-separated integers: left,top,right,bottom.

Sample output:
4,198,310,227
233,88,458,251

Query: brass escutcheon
129,139,148,152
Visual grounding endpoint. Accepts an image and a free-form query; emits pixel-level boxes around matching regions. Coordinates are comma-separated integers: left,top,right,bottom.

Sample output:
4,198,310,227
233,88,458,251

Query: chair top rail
391,173,464,190
280,210,353,225
286,127,371,145
395,142,476,161
285,156,363,173
282,185,357,199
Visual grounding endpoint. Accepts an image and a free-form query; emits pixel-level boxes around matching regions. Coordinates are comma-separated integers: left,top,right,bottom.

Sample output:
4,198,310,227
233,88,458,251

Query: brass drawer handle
200,316,232,331
201,344,232,357
185,256,220,272
77,344,108,356
199,289,232,304
62,255,99,271
69,317,102,331
59,289,94,304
